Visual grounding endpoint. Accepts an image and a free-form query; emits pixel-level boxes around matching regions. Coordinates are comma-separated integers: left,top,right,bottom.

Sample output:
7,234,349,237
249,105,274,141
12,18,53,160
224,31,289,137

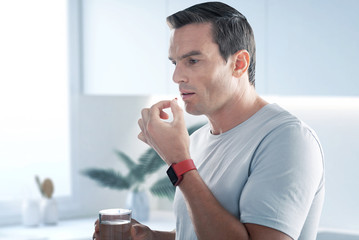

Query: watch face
167,166,178,186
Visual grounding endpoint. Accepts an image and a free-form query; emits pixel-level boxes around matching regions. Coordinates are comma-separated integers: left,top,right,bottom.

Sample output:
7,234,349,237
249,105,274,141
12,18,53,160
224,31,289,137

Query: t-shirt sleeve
239,123,324,239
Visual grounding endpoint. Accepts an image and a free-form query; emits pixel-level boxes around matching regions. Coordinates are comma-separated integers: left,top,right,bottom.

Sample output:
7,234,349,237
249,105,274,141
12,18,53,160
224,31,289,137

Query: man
94,2,324,239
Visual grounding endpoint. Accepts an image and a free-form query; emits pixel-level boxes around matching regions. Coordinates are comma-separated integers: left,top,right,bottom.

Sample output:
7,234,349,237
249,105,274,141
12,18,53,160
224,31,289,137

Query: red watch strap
172,159,197,176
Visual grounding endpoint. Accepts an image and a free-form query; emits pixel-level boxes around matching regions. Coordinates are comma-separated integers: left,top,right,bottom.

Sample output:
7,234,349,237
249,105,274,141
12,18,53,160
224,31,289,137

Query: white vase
22,199,41,227
126,191,149,222
41,198,58,225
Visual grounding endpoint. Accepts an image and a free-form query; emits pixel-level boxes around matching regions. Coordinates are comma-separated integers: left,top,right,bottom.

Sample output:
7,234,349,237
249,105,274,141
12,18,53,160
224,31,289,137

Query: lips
180,89,195,100
181,92,195,96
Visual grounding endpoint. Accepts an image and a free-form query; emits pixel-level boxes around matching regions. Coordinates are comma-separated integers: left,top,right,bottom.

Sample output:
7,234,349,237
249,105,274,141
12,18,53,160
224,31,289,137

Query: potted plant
81,123,204,221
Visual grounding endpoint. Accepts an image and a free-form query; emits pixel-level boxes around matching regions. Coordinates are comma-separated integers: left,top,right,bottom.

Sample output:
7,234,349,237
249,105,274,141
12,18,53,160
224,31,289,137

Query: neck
207,86,267,135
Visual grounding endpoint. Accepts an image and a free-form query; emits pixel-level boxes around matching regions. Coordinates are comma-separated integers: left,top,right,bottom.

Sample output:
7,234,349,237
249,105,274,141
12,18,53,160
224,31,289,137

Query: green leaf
114,150,136,169
150,177,175,200
81,168,131,190
126,166,145,184
126,148,165,183
138,148,166,174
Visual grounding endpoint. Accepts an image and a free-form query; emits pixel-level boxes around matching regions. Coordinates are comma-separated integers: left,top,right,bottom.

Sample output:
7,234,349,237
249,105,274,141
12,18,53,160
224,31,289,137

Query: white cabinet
266,0,359,95
82,0,169,95
81,0,359,96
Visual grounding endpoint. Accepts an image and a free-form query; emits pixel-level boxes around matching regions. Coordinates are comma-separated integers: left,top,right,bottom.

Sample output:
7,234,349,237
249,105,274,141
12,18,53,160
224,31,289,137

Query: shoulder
250,117,324,189
262,118,322,158
256,103,322,154
249,104,324,174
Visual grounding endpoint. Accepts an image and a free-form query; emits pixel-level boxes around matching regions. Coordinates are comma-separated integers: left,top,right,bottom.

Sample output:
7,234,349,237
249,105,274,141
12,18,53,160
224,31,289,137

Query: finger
131,223,147,239
149,100,172,119
160,110,169,120
170,98,184,124
138,132,148,144
130,219,141,239
131,224,138,239
93,232,100,240
138,118,144,132
131,218,140,224
138,119,149,144
94,219,99,232
141,108,150,123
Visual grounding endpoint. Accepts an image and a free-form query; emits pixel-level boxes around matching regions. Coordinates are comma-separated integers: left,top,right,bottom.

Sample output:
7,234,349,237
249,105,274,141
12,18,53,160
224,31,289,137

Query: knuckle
150,105,157,112
141,108,148,115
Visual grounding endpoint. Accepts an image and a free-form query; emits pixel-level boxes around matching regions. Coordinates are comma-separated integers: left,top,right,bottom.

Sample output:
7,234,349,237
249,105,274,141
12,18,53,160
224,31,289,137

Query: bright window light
0,0,70,201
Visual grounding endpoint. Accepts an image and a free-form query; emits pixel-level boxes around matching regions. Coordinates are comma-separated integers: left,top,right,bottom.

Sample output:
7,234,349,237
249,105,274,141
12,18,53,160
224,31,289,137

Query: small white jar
22,199,41,227
41,198,58,225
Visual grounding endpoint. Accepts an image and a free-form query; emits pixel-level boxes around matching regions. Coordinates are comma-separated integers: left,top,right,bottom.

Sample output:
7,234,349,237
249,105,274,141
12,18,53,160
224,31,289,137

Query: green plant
81,123,204,200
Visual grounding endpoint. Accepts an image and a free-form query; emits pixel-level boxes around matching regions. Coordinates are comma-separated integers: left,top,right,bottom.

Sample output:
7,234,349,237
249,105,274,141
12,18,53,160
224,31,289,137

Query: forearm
179,170,250,240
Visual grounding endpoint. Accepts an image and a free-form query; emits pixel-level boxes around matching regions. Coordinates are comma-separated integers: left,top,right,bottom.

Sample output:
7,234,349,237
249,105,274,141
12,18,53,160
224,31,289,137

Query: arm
178,170,249,240
178,169,291,240
138,99,292,240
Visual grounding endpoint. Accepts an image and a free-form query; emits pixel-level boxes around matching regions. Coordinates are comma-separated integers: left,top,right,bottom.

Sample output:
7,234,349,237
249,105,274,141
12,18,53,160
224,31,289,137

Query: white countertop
0,211,176,240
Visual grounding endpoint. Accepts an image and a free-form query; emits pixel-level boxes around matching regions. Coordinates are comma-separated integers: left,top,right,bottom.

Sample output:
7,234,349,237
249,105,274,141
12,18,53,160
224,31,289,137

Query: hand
131,219,156,240
93,219,156,240
138,99,190,165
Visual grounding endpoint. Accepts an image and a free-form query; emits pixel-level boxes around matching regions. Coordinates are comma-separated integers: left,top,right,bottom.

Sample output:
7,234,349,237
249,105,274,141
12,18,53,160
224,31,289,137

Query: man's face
168,23,237,116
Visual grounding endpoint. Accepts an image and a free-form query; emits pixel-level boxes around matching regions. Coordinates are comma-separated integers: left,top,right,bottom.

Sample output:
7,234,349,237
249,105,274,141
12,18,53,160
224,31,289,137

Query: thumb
131,223,152,240
131,224,140,238
170,98,184,123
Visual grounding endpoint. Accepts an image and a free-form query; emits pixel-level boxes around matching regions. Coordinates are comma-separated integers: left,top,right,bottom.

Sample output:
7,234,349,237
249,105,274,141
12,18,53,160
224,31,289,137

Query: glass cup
99,208,132,240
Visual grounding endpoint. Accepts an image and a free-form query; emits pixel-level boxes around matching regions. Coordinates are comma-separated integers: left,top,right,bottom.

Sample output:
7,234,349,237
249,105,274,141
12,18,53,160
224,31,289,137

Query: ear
232,50,250,78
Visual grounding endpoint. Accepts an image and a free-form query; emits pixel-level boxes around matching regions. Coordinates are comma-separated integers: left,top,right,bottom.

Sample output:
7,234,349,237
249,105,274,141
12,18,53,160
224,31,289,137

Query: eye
171,60,176,66
189,59,199,64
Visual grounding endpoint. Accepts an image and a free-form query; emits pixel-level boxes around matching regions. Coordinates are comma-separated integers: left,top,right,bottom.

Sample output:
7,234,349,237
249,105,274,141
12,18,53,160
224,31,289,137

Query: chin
185,104,204,116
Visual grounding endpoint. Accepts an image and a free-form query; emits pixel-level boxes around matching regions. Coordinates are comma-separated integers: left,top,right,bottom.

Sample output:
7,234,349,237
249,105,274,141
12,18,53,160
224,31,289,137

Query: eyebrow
168,50,202,61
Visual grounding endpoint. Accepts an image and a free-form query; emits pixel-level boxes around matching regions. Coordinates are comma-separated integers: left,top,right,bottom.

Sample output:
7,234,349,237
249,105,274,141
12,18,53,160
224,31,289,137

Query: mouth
180,91,195,100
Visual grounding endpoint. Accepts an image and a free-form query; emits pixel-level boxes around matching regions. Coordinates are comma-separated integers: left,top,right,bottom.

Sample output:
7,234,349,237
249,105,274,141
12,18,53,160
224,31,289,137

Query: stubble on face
169,23,235,117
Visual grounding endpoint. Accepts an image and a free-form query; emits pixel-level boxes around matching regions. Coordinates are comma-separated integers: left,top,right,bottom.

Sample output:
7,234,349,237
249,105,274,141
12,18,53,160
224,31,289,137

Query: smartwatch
166,159,196,186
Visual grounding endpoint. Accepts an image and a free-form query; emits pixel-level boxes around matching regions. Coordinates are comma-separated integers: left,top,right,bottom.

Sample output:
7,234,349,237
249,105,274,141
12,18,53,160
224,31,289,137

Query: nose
172,64,188,84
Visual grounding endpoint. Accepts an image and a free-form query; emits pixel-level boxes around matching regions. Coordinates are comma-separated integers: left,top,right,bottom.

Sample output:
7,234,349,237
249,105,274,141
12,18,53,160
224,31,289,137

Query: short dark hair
167,1,256,86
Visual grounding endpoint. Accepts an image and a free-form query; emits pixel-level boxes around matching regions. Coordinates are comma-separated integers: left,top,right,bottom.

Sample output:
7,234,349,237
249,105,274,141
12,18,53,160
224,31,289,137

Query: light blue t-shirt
174,103,325,240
